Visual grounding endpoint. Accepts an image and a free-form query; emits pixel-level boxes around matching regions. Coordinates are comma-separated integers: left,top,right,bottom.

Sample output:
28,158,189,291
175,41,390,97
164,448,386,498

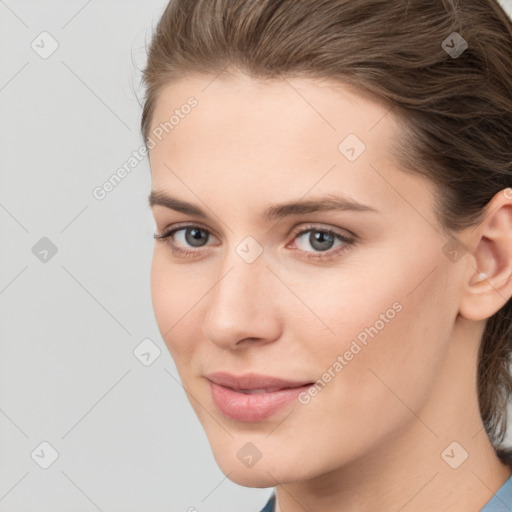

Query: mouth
205,371,314,390
234,387,291,394
205,372,315,422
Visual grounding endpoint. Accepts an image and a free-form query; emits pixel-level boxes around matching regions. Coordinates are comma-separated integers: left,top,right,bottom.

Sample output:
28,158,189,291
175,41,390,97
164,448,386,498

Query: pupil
186,228,208,247
311,231,334,251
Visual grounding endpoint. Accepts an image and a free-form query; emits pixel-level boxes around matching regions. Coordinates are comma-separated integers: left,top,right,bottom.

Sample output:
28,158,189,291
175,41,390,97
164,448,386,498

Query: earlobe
458,188,512,322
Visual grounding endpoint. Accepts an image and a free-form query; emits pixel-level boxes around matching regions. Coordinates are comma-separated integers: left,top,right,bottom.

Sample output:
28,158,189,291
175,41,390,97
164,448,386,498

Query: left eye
293,228,349,253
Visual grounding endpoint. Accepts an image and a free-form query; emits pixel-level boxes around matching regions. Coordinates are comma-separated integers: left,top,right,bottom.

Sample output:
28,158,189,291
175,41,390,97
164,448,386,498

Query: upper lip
205,372,314,391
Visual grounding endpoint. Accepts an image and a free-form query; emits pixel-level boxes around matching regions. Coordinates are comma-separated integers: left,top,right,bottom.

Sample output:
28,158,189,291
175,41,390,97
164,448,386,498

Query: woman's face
148,73,466,486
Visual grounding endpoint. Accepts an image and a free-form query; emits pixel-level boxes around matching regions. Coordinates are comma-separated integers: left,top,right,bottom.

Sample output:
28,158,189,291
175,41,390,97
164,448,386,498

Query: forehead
148,72,397,147
147,73,434,223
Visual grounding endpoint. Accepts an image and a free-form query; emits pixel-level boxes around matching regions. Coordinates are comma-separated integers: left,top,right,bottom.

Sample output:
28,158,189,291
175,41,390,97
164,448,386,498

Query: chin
213,449,307,488
226,470,279,488
224,465,305,488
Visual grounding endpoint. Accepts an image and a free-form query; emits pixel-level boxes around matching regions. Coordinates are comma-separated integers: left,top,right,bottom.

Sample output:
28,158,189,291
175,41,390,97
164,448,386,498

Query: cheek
150,249,173,334
327,267,454,419
276,266,456,477
150,248,199,361
296,246,455,412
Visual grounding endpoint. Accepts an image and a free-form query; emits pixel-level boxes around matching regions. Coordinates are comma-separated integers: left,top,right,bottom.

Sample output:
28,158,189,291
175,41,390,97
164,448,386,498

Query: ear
458,188,512,322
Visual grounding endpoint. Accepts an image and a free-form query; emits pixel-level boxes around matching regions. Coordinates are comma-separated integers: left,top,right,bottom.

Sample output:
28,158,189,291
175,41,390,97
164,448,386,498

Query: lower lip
209,381,312,422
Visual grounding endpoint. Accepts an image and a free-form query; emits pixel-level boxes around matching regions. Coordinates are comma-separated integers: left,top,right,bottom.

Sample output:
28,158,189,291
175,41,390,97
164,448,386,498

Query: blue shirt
258,472,512,512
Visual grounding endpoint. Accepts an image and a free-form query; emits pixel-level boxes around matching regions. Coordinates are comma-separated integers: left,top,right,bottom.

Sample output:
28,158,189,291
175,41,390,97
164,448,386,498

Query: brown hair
140,0,512,459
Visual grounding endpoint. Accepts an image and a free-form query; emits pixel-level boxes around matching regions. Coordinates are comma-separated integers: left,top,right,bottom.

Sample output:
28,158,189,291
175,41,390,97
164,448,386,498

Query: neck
275,316,512,512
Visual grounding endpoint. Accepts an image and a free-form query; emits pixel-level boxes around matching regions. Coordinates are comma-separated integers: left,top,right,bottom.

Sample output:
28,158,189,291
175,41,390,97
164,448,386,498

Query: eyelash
153,223,356,261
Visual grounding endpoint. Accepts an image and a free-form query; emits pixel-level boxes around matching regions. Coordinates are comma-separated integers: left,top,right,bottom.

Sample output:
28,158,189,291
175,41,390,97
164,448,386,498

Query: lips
205,371,313,391
205,372,315,422
237,388,283,394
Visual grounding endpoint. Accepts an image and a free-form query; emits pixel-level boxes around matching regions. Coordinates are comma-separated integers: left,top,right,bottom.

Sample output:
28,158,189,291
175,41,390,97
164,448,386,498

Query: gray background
1,0,511,511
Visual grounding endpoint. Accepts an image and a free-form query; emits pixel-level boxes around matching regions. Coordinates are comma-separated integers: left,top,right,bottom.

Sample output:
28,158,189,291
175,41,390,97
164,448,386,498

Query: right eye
154,224,219,257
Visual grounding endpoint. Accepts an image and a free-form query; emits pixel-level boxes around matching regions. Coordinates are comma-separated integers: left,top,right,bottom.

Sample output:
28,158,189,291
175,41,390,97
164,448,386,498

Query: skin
147,71,512,512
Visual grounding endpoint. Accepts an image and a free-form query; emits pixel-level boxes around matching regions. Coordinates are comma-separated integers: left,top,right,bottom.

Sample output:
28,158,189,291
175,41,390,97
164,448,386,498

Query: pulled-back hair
140,0,512,460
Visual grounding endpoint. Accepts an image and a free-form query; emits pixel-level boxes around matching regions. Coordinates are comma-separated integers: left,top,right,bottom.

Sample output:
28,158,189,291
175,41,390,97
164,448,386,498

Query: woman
140,0,512,510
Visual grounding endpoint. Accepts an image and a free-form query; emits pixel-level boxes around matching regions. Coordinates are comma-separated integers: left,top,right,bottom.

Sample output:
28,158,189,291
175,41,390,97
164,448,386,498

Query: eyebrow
148,190,379,222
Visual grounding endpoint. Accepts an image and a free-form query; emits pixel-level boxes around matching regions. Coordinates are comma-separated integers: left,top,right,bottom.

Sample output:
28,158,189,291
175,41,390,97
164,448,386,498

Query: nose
202,248,282,350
